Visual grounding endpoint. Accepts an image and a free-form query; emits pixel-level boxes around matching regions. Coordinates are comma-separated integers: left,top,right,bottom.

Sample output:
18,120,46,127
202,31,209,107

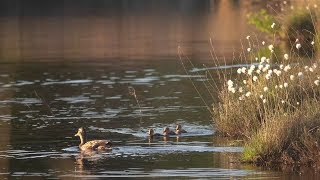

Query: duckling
74,127,112,151
148,128,163,138
175,124,187,135
163,127,176,136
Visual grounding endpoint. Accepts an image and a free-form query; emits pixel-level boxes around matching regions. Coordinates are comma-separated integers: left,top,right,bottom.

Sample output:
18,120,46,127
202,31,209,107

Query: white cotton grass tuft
227,80,234,87
280,64,284,69
237,68,242,74
263,87,268,92
271,22,276,29
265,74,271,80
284,54,289,60
296,43,302,49
241,67,246,74
309,68,314,72
239,87,243,93
284,65,291,72
290,75,295,80
315,80,320,86
268,45,274,52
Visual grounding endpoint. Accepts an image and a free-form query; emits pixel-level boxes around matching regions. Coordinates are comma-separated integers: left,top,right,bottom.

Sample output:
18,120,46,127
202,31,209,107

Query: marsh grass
178,1,320,166
210,2,320,166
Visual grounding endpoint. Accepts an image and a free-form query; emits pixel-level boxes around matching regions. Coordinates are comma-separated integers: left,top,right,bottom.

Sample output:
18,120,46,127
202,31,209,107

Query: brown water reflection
0,0,274,62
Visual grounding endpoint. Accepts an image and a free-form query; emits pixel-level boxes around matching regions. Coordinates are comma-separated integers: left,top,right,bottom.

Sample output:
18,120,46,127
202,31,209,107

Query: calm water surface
0,0,316,179
0,61,310,179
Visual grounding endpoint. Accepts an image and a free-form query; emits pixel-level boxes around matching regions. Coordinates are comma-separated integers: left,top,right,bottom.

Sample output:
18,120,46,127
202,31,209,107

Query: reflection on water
0,0,270,62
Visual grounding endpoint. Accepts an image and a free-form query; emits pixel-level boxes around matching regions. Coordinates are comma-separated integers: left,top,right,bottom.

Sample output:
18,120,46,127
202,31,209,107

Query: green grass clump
286,10,317,57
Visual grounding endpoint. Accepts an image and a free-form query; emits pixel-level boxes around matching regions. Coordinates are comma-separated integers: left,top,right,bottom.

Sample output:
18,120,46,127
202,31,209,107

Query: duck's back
81,140,111,151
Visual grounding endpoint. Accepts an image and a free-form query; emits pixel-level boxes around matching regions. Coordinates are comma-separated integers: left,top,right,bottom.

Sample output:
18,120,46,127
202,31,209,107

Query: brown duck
74,127,112,151
163,127,176,136
148,128,163,138
175,124,187,135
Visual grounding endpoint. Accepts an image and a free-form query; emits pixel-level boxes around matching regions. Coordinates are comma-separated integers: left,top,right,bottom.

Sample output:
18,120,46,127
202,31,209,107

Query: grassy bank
212,3,320,166
212,53,320,165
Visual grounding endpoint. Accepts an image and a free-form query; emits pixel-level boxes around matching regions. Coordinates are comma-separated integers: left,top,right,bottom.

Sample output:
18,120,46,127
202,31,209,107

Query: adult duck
74,127,112,151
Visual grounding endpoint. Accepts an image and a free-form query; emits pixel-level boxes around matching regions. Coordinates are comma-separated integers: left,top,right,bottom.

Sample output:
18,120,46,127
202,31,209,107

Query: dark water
0,0,315,179
0,61,311,179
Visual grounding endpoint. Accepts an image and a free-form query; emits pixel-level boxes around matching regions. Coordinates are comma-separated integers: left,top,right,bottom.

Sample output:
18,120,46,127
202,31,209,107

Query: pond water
0,61,310,179
0,0,316,179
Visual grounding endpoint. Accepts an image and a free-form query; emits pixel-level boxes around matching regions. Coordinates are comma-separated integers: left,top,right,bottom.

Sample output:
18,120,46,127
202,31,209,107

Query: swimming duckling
148,128,163,138
163,127,176,136
175,124,187,135
74,127,112,151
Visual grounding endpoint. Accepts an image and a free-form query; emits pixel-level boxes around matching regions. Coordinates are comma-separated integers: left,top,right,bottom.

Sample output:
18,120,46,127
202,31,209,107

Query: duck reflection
74,153,109,173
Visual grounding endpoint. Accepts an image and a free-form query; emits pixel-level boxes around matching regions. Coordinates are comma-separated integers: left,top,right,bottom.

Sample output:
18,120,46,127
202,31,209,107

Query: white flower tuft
268,44,274,51
296,43,302,49
263,87,269,92
284,65,291,72
290,75,295,80
237,68,242,74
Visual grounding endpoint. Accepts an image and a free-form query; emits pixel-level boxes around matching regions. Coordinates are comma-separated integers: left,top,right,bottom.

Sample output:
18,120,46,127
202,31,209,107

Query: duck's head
148,128,154,136
75,127,86,137
176,124,182,130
